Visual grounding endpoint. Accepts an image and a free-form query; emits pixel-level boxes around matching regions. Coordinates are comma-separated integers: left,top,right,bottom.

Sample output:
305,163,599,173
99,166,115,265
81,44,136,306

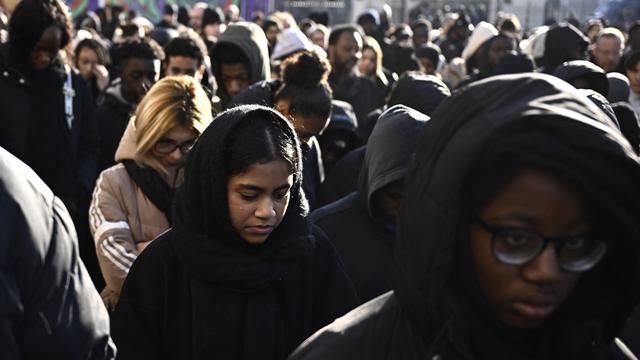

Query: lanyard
63,65,75,129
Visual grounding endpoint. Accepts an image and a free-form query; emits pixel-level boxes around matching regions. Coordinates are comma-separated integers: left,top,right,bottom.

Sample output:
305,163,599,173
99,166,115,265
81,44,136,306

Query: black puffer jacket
0,147,115,359
0,52,99,199
289,73,640,360
311,105,428,303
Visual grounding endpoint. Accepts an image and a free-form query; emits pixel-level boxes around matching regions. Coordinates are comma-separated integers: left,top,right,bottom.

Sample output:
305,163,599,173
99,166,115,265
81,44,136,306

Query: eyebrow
487,212,590,230
236,184,291,192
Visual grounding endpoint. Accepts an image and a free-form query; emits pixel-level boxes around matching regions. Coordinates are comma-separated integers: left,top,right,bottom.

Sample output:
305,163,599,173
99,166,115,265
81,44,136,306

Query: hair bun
281,51,330,89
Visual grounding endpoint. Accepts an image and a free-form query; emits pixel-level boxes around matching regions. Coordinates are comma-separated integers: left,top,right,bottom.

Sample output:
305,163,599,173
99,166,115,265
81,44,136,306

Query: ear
197,64,205,80
275,100,290,119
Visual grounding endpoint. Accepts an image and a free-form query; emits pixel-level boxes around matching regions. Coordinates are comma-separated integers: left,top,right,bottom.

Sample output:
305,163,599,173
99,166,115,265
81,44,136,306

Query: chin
243,234,269,245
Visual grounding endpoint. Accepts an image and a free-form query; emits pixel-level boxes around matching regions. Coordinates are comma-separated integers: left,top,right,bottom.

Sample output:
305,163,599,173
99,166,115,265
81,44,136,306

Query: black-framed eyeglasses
153,138,198,155
474,218,607,272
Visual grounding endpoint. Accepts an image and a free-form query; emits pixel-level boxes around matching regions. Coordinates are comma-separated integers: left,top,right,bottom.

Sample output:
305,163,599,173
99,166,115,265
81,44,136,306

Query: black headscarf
393,73,640,359
171,104,311,293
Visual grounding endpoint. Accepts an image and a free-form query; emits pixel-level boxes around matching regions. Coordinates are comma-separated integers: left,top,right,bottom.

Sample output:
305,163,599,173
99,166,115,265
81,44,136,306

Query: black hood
171,105,310,291
542,23,589,73
394,73,640,353
607,72,631,104
612,102,640,154
387,72,451,116
357,105,429,218
553,60,608,97
492,52,535,76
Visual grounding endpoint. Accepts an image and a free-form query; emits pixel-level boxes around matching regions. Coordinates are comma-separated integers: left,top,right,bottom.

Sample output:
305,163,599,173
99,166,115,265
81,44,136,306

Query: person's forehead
124,58,157,71
79,47,98,58
338,31,359,44
168,55,198,68
221,63,248,75
598,35,622,46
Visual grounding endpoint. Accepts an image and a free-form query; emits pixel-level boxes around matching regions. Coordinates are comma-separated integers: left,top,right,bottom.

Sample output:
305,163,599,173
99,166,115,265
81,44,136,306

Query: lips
245,225,274,236
512,299,557,320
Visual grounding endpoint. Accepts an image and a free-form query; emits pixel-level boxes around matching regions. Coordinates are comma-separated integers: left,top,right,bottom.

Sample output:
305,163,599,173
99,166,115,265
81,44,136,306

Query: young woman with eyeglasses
89,76,213,310
289,73,640,360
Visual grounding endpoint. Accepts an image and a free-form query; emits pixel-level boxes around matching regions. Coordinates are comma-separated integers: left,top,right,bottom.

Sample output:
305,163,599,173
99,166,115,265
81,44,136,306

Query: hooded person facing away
311,105,428,303
289,73,640,360
210,21,270,110
111,105,358,360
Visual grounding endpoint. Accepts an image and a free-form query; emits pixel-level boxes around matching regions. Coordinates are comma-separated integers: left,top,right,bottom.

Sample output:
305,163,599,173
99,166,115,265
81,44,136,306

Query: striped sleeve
89,166,140,301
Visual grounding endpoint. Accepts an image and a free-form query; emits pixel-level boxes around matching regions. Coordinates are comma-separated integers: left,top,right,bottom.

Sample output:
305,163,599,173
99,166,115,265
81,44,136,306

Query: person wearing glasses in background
89,76,213,310
290,73,640,360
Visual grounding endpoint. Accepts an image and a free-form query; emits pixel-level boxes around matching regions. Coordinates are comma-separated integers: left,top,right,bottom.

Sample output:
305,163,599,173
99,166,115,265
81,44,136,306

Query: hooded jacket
0,49,99,200
211,22,270,109
311,105,428,303
553,60,609,97
111,105,357,360
289,73,640,360
541,23,589,74
89,120,172,309
0,147,115,359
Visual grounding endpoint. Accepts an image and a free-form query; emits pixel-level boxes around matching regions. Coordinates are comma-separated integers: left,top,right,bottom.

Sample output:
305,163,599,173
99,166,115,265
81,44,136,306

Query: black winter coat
0,147,115,359
290,73,640,360
0,54,99,199
316,146,365,208
311,105,428,303
329,67,385,125
112,105,358,360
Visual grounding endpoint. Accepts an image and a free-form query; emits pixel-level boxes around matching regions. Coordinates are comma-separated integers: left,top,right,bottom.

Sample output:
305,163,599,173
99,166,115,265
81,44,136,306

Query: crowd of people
1,0,640,358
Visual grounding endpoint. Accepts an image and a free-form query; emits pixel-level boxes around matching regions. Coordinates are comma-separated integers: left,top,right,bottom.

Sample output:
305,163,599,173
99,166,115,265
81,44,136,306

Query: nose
353,49,362,61
227,80,241,96
168,148,183,163
254,197,276,220
521,245,562,286
141,77,153,92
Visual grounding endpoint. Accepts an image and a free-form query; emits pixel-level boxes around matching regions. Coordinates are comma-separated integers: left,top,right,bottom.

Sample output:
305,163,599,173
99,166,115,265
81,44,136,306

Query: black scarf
122,160,174,224
170,105,313,359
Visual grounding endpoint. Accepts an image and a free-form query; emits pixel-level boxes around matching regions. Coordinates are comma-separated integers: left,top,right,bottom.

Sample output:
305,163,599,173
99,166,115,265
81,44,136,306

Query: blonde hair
133,76,213,172
362,35,388,87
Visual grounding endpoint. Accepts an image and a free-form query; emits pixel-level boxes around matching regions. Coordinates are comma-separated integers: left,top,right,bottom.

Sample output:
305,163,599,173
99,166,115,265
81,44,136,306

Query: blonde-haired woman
89,76,213,310
358,35,394,97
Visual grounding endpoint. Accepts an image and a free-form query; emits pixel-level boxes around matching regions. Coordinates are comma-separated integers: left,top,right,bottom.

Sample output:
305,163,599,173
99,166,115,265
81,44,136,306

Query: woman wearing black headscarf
289,73,640,359
111,105,358,359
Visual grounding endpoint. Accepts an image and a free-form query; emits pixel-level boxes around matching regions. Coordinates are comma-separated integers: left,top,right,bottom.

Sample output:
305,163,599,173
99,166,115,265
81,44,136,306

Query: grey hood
357,105,429,218
211,22,270,103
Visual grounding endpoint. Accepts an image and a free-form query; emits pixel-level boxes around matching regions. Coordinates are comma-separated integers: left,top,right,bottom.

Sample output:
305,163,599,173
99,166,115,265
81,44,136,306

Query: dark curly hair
274,50,332,120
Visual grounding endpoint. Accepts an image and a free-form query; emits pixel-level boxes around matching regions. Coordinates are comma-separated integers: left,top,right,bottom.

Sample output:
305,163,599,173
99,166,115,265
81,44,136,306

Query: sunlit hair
133,76,213,173
362,35,388,87
596,27,625,47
